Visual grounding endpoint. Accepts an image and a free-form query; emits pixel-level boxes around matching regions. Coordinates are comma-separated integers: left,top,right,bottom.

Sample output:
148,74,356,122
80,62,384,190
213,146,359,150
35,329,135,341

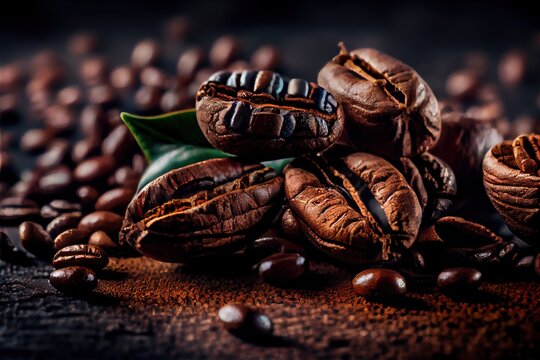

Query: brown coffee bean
445,69,479,100
132,154,146,174
68,32,100,56
78,211,123,238
80,104,107,139
0,64,22,92
49,266,97,294
209,36,240,69
79,57,109,86
0,93,19,122
140,67,168,88
76,186,100,210
44,105,76,135
134,86,162,111
54,228,90,251
37,165,73,196
110,66,136,90
110,166,140,189
71,137,101,163
160,89,190,112
35,140,70,170
20,128,50,152
258,252,307,284
177,47,205,82
19,221,53,259
101,125,136,161
0,197,41,223
245,236,304,262
88,231,120,253
498,49,527,87
88,85,118,109
94,187,134,214
131,39,160,68
218,303,273,338
57,86,83,107
437,267,482,293
46,199,81,214
250,45,280,70
0,231,33,265
352,269,407,299
280,208,303,238
46,212,82,240
74,155,117,183
53,244,108,270
435,216,504,248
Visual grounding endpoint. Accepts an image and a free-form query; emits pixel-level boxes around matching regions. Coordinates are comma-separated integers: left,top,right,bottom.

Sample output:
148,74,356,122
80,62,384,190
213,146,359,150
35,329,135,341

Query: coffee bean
38,165,73,196
131,39,160,68
71,137,101,163
48,199,81,213
95,187,134,214
134,86,162,111
218,303,273,338
0,64,22,92
88,231,120,253
250,45,280,70
68,32,100,56
53,244,109,271
110,66,136,91
80,104,108,139
79,211,123,238
44,104,76,135
132,154,146,175
74,155,117,184
258,252,307,284
352,269,407,299
46,212,82,240
280,208,304,238
0,197,41,224
76,185,100,210
209,36,240,69
88,85,118,109
110,166,140,189
20,128,51,152
54,228,90,251
57,86,83,107
245,236,304,262
0,93,19,122
445,69,479,100
19,221,54,259
498,49,527,87
49,266,97,294
0,231,33,265
160,89,190,112
437,267,482,293
35,140,70,170
79,57,109,86
140,67,168,88
177,47,205,83
101,125,137,161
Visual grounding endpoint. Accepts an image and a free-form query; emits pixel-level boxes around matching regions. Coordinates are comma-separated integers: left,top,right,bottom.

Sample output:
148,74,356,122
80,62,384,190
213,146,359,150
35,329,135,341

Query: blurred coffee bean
49,266,97,294
36,140,70,169
280,208,304,239
163,16,190,41
0,231,33,265
110,166,140,189
177,47,205,82
0,197,40,224
41,200,81,220
68,32,100,56
88,85,118,109
38,165,73,196
80,104,107,139
46,212,82,240
0,93,19,122
57,86,83,107
19,221,53,259
110,66,136,90
445,69,480,100
27,67,65,94
43,104,76,135
476,83,501,103
245,236,305,262
0,131,13,150
218,303,273,338
0,64,23,92
78,211,123,238
28,91,50,114
140,67,168,88
209,35,240,69
101,124,137,161
31,50,63,71
95,187,134,214
74,155,117,184
132,154,146,174
134,86,162,111
54,228,90,251
160,89,190,112
131,39,160,68
250,45,280,70
88,231,120,253
53,244,109,271
464,51,489,75
437,267,482,293
498,49,527,86
71,137,101,163
79,57,109,86
258,253,307,285
352,269,407,299
76,185,100,210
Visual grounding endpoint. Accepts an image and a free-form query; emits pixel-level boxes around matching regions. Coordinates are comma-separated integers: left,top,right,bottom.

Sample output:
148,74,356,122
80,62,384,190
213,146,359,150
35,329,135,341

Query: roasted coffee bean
218,303,273,338
132,153,147,175
498,49,527,87
54,228,90,251
77,185,100,210
432,110,502,195
57,85,83,107
245,236,305,262
0,231,33,265
131,39,160,68
280,208,304,239
49,266,97,294
110,66,136,90
0,197,41,224
196,70,344,160
258,252,307,284
88,85,118,109
43,105,76,135
72,137,101,163
435,216,504,248
484,134,540,244
177,47,205,83
318,43,440,159
110,166,140,189
68,32,100,56
101,125,137,161
134,86,162,111
445,69,480,100
44,200,81,216
46,212,82,240
437,267,482,293
36,140,70,169
284,154,422,264
88,231,120,253
140,67,168,88
19,221,53,259
80,104,108,139
0,64,22,91
209,36,240,69
74,155,117,184
160,89,191,112
79,57,109,86
250,46,280,71
79,211,124,239
20,128,51,152
120,158,283,262
352,269,407,299
95,187,134,214
53,244,109,270
38,165,73,196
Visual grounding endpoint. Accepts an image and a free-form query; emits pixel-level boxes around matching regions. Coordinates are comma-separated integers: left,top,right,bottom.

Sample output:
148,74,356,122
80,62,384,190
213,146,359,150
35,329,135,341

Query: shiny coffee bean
46,212,82,240
0,197,41,224
352,269,407,299
44,105,76,135
101,125,137,161
0,231,33,265
76,186,100,210
445,69,479,100
88,85,118,109
19,221,54,259
134,86,162,111
36,140,70,169
80,104,107,139
209,36,240,69
110,66,136,90
53,244,109,270
54,228,90,251
57,85,83,107
177,47,205,82
218,303,273,338
280,208,304,238
79,57,109,86
44,200,81,218
131,39,160,68
0,131,13,150
38,165,73,196
78,211,124,238
250,45,280,70
74,155,117,184
437,267,482,293
110,166,140,189
20,128,51,152
68,32,100,56
140,67,168,88
245,236,304,263
49,266,97,294
95,187,134,214
88,231,120,253
72,137,101,163
258,253,307,284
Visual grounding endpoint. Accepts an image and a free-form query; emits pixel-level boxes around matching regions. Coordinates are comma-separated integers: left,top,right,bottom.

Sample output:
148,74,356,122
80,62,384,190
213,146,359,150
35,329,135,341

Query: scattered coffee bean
245,236,304,263
53,244,109,271
437,267,482,293
131,39,160,68
76,185,100,210
352,269,407,299
57,85,83,107
68,32,100,56
209,36,240,69
38,165,74,196
41,200,81,220
88,84,118,108
19,221,54,259
49,266,97,294
0,64,22,92
72,137,101,163
80,104,108,139
79,211,124,238
445,69,479,100
79,57,109,86
20,128,51,152
88,231,120,253
0,197,41,224
101,125,137,161
36,140,71,169
134,86,162,111
54,228,90,251
218,303,273,338
498,49,527,86
0,231,33,265
177,47,205,82
250,45,280,70
46,212,82,240
258,252,307,285
140,67,168,88
95,187,134,214
110,65,136,90
43,104,76,135
74,155,117,183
